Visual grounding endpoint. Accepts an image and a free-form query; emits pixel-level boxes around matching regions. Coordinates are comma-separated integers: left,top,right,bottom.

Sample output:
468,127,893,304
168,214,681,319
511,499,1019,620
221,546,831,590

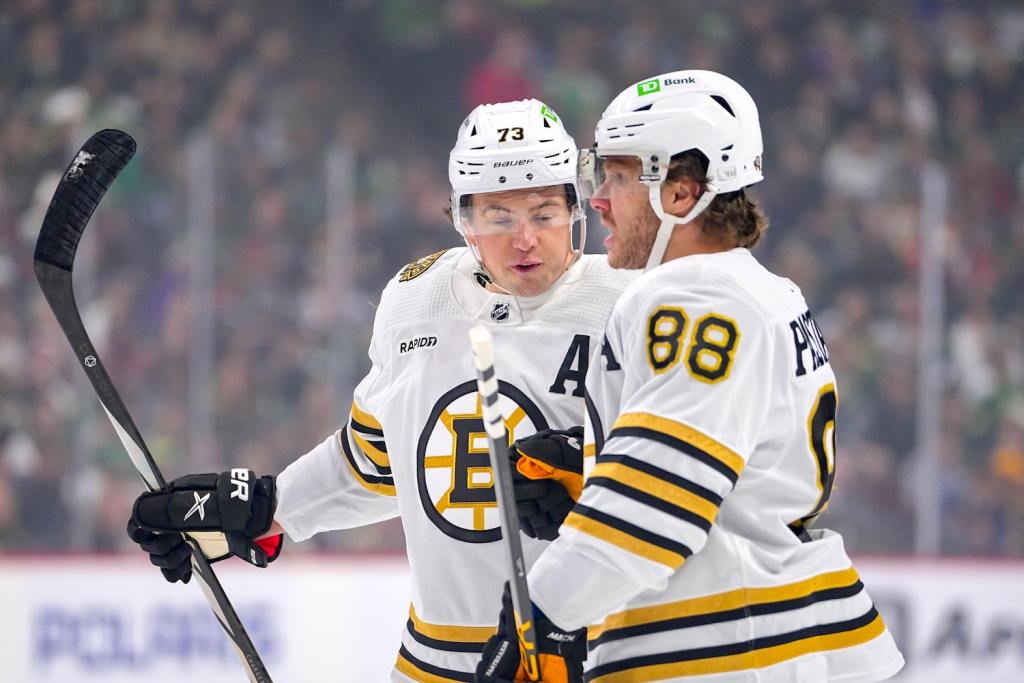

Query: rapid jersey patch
399,335,438,355
399,249,448,282
416,380,548,543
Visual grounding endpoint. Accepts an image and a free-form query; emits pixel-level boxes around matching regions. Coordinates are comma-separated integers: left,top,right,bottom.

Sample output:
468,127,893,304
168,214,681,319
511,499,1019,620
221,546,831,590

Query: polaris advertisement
0,557,1020,681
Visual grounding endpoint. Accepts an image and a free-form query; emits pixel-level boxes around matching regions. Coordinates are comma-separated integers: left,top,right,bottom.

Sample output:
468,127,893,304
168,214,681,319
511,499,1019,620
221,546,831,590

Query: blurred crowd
1,0,1023,558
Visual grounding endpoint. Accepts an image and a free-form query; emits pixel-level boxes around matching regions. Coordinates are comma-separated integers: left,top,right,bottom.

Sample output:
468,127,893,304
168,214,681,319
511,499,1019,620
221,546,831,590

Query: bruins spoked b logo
417,380,548,542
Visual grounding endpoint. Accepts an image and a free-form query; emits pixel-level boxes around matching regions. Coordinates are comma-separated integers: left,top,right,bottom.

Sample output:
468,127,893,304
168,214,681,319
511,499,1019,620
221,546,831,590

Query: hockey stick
33,130,272,683
468,325,541,681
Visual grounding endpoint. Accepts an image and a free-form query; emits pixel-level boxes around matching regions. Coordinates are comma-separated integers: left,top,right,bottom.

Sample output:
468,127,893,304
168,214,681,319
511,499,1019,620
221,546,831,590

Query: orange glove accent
514,654,571,682
516,455,584,501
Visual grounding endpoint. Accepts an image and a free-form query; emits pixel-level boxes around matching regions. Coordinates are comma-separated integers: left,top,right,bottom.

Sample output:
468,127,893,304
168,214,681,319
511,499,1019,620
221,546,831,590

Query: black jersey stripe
585,606,882,681
609,426,740,485
352,429,388,453
338,424,395,495
396,644,474,682
590,580,865,649
574,504,692,560
610,413,744,484
586,476,713,533
350,416,384,437
344,424,392,476
405,606,493,654
596,453,723,505
406,619,488,654
587,567,863,643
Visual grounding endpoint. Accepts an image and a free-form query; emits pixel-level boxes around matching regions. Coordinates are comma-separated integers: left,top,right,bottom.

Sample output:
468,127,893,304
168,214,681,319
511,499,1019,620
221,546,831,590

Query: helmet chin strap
644,183,717,271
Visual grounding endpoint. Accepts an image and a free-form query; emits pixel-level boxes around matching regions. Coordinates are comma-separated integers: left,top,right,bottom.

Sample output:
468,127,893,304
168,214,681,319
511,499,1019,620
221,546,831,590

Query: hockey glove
511,427,584,541
127,518,194,584
476,582,587,683
129,469,282,576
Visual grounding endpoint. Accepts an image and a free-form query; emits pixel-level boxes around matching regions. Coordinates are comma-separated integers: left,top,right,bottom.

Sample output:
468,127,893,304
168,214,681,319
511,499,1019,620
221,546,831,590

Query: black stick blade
34,129,136,272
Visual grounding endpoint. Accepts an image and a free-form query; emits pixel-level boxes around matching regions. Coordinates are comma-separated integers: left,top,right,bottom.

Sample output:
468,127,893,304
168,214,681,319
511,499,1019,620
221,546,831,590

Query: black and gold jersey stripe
350,400,390,470
585,606,885,682
609,412,744,485
564,504,692,569
351,400,384,433
588,567,864,647
587,454,723,532
395,645,474,682
406,605,493,654
338,423,395,497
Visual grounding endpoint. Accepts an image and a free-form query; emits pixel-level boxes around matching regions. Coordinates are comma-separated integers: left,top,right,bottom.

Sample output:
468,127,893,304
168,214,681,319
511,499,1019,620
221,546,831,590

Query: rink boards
0,555,1020,682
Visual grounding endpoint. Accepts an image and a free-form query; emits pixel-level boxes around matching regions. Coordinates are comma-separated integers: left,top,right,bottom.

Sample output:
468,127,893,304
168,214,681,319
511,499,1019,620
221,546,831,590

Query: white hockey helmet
449,99,585,271
580,70,763,270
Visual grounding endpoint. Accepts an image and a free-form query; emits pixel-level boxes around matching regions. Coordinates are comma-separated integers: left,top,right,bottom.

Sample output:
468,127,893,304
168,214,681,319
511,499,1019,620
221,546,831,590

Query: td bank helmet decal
417,380,548,543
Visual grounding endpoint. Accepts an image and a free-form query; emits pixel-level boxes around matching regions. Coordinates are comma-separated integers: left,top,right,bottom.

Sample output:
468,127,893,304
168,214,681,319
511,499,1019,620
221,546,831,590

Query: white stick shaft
468,325,540,679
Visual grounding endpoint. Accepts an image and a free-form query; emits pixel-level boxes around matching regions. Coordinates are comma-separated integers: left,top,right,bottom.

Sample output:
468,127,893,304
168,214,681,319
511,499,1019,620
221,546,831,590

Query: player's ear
661,176,701,219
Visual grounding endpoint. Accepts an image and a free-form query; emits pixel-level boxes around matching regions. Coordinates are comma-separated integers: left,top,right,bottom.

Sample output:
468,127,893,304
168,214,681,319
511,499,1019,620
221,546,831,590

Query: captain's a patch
399,250,448,282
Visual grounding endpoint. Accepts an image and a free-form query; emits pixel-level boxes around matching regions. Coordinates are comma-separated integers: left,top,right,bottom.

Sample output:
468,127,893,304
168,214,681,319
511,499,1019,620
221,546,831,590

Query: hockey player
126,98,635,682
476,72,905,682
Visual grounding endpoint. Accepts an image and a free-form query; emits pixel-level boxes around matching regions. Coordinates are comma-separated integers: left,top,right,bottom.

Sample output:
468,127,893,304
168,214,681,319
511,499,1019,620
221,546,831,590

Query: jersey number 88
646,306,740,383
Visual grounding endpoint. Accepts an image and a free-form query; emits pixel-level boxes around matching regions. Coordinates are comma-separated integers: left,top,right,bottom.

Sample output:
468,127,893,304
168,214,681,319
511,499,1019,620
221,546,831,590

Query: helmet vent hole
711,95,735,116
633,104,653,112
543,119,551,128
470,125,477,136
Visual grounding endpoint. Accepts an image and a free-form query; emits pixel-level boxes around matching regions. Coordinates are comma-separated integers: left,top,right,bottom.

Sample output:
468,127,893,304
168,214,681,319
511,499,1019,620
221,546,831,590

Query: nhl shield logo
490,301,511,322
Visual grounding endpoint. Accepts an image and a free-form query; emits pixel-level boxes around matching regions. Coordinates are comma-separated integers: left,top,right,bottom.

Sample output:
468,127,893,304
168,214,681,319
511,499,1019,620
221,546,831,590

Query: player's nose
511,222,538,250
590,195,611,213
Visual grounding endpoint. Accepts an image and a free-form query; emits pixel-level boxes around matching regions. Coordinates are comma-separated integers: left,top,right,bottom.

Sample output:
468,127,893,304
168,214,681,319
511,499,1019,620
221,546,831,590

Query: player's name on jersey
789,308,830,377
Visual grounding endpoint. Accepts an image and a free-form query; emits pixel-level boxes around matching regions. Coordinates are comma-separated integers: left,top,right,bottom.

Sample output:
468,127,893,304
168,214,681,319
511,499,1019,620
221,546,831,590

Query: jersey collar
450,249,585,325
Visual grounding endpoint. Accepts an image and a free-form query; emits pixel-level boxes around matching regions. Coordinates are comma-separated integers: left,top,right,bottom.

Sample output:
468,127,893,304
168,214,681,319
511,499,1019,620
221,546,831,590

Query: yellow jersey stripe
589,567,861,641
352,432,390,469
589,611,886,682
351,400,383,431
409,606,495,644
612,412,745,478
395,649,470,683
337,431,395,497
564,510,686,569
584,443,597,458
589,461,719,524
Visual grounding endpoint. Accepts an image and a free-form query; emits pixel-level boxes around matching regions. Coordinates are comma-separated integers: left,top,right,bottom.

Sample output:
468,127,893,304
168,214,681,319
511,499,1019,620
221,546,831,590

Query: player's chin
504,266,554,297
606,246,628,269
607,248,643,270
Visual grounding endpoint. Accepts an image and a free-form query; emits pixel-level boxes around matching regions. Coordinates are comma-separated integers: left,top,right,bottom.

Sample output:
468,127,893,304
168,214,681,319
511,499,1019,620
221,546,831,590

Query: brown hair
666,151,768,248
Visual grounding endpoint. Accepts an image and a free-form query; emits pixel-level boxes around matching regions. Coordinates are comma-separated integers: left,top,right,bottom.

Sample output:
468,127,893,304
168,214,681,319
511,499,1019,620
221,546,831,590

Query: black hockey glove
126,518,194,584
511,427,584,541
476,582,587,683
128,469,282,582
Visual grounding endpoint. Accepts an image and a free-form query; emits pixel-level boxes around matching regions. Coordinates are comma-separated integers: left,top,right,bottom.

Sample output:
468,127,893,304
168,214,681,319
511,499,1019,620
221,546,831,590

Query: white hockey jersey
528,248,905,682
274,247,636,681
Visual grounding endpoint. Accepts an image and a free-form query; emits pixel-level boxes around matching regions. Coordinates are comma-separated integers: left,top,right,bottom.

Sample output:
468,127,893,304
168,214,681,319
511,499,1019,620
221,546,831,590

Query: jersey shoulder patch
399,250,448,282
